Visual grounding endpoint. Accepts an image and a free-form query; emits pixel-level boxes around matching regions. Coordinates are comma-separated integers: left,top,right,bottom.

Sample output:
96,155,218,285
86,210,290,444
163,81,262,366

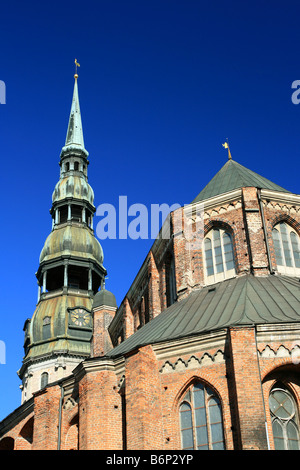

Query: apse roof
192,159,290,203
106,274,300,358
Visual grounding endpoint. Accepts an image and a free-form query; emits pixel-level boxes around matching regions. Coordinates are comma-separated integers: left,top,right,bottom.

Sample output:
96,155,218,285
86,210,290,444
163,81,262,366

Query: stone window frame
203,226,236,285
40,371,49,389
272,221,300,276
269,382,300,450
179,381,225,450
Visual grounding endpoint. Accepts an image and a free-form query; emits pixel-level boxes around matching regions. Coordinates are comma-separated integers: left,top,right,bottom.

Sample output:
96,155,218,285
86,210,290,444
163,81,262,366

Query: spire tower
64,72,86,152
18,68,106,402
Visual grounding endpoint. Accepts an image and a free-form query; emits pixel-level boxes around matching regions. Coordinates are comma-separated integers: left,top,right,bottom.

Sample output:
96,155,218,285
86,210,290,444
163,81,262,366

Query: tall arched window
204,228,235,284
179,382,225,450
269,383,300,450
272,222,300,276
40,372,49,389
167,256,176,307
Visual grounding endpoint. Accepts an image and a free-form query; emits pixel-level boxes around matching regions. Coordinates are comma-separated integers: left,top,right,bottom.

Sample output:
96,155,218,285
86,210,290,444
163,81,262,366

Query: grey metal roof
93,289,117,308
106,274,300,358
192,159,290,203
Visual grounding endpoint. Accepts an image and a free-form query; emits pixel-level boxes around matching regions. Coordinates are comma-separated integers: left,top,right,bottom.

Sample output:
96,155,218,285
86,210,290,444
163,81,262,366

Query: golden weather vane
222,138,232,160
74,58,80,78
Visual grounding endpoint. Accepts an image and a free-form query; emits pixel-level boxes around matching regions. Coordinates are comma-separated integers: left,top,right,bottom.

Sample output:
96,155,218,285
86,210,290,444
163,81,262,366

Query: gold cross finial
74,58,80,78
222,138,232,160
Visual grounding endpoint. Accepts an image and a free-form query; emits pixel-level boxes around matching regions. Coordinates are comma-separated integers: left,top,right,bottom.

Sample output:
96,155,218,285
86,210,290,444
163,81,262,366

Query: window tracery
204,228,235,284
179,382,225,450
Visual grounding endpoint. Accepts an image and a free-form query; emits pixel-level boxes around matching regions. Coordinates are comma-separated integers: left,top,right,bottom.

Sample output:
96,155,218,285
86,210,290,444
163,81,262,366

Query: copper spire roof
61,74,88,157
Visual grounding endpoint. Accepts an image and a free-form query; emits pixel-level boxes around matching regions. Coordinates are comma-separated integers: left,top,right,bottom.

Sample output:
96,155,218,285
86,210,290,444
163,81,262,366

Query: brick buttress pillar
242,187,269,276
228,326,269,450
124,297,134,340
148,251,161,319
92,305,116,357
76,359,123,450
32,385,61,450
125,345,163,450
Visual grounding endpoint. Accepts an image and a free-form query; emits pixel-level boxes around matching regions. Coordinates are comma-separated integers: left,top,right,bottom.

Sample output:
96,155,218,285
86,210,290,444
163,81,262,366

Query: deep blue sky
0,0,300,420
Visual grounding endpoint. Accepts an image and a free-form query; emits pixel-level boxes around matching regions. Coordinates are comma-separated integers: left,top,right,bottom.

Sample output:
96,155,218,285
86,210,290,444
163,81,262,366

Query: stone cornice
72,355,125,382
261,189,300,205
189,188,242,212
152,329,228,361
256,322,300,343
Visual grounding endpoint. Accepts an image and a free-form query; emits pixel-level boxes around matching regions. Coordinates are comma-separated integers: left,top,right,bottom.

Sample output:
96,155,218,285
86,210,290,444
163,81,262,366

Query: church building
0,72,300,451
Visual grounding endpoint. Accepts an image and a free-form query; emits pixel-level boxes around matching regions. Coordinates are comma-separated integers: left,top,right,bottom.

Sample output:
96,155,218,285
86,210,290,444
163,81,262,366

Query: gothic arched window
204,228,235,284
179,382,225,450
167,256,177,307
272,222,300,276
269,383,300,450
40,372,49,389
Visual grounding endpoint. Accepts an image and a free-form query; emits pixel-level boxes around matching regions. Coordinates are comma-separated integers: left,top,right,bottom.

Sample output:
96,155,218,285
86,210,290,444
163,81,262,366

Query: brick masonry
1,185,300,450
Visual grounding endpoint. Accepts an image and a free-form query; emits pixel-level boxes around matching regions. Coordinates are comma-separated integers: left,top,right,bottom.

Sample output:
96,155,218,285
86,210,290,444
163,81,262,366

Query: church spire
61,62,88,158
18,67,106,403
65,73,85,149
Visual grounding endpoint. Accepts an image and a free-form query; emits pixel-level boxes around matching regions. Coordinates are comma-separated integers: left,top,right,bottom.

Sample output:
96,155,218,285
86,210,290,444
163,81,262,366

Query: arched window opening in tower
59,205,68,224
68,266,89,290
40,372,49,389
71,205,82,222
46,266,64,292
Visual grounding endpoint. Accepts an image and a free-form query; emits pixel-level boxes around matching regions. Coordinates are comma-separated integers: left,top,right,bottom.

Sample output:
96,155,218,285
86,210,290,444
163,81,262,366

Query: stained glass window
272,223,300,274
180,383,225,450
269,383,300,450
204,228,235,283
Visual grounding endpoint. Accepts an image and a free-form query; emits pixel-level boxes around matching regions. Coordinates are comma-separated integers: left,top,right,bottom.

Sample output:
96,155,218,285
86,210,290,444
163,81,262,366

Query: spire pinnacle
222,139,232,160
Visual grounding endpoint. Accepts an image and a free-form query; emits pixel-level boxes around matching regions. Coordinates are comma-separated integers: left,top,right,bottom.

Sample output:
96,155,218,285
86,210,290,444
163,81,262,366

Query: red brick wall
0,412,34,450
78,369,122,450
32,385,61,450
227,326,269,450
92,306,115,356
2,187,300,451
125,345,163,450
160,360,234,449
